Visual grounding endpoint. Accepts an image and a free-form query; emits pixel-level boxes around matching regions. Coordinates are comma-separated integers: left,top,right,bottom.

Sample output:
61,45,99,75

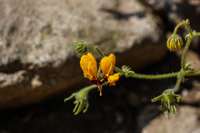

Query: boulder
142,106,200,133
0,0,166,109
143,0,200,47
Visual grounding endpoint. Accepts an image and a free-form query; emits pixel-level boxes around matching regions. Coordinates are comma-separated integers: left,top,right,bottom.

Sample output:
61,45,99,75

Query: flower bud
162,89,176,104
167,35,183,51
64,85,97,115
151,89,181,118
75,42,87,54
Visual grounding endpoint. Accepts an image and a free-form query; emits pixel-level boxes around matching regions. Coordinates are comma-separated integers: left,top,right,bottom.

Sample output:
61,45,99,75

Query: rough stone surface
0,0,166,109
141,106,200,133
143,0,200,26
143,0,200,46
176,50,200,104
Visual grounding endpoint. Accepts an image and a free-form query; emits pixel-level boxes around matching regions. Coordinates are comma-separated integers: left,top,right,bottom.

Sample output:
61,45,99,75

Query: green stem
114,66,179,79
185,70,200,76
173,69,184,93
85,23,200,81
184,21,193,37
193,32,200,37
173,21,187,36
114,66,124,73
173,19,193,36
82,84,97,93
127,72,178,79
86,43,178,79
86,43,105,57
76,85,97,100
181,37,193,70
114,66,200,80
173,19,194,92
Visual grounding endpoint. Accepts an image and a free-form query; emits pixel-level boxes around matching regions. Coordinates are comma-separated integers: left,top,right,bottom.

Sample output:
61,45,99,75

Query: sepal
64,85,97,115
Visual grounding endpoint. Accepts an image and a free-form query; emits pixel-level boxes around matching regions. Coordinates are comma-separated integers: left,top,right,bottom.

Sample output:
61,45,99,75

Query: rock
0,0,166,109
181,80,200,104
143,0,200,27
177,49,200,71
176,49,200,104
141,106,200,133
143,0,200,47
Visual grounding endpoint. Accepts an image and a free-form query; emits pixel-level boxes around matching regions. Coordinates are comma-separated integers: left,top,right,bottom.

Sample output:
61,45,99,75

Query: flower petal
80,53,97,80
108,53,116,69
88,58,97,80
108,73,120,86
80,54,90,76
100,53,116,77
100,57,111,77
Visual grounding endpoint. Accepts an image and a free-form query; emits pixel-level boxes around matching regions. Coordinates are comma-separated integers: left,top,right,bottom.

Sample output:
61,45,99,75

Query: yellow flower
100,54,119,86
100,53,116,77
108,73,120,86
80,52,97,80
80,53,119,87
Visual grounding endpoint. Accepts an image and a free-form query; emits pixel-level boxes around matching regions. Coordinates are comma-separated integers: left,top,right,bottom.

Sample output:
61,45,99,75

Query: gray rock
144,0,200,45
0,0,166,109
142,106,200,133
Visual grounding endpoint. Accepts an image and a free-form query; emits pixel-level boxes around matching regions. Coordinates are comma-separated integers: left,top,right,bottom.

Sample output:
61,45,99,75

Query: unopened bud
167,35,183,51
151,89,181,118
75,42,87,54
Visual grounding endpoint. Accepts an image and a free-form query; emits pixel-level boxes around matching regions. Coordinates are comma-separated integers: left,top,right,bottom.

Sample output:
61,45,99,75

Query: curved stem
173,69,184,93
173,21,187,36
184,21,193,36
173,19,193,37
86,43,105,57
181,37,193,70
82,84,97,93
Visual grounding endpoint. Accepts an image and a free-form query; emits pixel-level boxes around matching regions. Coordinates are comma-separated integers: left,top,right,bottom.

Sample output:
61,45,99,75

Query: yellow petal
100,57,111,77
100,53,116,77
80,55,89,76
80,53,97,80
108,73,120,86
88,58,97,80
108,53,116,69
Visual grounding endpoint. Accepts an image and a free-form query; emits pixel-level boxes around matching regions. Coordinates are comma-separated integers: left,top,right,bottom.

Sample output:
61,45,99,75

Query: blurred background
0,0,200,133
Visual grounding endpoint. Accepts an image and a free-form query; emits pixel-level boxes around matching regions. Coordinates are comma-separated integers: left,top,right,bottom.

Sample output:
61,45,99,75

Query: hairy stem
86,43,105,57
173,69,184,93
124,72,179,79
87,40,200,80
181,37,193,69
173,21,186,36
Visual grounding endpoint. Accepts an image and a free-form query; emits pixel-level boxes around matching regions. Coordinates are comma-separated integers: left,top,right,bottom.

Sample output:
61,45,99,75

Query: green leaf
162,104,169,119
